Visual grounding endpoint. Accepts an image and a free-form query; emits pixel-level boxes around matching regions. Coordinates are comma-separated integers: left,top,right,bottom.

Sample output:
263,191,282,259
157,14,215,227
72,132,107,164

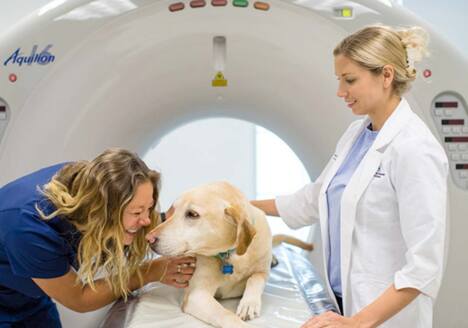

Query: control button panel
0,99,9,145
431,92,468,190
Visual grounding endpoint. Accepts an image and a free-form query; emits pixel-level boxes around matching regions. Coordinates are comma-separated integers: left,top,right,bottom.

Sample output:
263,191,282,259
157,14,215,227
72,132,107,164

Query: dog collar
215,249,236,275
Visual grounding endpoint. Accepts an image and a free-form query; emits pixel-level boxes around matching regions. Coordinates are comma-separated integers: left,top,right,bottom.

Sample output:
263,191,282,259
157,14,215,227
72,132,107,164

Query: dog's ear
155,204,175,226
224,205,256,256
156,212,163,226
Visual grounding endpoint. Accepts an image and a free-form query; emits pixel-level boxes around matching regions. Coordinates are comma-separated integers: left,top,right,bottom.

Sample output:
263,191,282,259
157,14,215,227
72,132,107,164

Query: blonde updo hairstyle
333,25,429,96
37,148,160,299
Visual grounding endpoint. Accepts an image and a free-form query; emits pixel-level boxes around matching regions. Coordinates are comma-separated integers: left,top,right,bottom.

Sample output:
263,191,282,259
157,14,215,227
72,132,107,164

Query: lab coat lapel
318,119,368,295
319,120,370,201
340,149,383,311
339,98,414,313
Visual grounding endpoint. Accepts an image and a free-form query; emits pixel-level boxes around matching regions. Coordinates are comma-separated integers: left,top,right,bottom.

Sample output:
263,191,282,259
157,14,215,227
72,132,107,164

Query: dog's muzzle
149,237,160,253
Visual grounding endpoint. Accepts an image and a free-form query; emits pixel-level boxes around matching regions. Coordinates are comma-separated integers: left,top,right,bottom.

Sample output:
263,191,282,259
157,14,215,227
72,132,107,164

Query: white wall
402,0,468,58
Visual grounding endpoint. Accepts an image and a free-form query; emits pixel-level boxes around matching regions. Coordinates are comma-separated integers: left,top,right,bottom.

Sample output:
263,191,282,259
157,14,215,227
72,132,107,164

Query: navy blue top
0,163,81,321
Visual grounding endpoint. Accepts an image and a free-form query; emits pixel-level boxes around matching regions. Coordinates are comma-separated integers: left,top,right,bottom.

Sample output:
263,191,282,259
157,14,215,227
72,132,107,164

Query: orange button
211,0,227,6
190,0,206,7
169,2,185,11
254,1,269,10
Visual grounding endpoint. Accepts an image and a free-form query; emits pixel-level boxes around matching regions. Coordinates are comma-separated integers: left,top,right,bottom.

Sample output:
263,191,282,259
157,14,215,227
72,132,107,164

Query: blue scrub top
326,124,378,297
0,163,81,323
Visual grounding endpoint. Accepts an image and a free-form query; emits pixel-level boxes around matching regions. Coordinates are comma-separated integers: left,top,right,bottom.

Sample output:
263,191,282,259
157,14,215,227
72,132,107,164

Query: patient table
100,245,336,327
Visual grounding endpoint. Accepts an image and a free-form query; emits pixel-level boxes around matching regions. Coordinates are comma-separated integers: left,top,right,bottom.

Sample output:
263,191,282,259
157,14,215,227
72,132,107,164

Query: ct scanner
1,0,468,326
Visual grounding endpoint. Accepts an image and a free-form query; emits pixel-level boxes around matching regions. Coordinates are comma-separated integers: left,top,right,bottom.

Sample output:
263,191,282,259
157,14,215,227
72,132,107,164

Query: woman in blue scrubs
0,148,196,327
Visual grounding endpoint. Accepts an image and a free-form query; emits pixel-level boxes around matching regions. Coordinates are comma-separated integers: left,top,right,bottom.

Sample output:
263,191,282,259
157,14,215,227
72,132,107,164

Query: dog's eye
185,210,200,219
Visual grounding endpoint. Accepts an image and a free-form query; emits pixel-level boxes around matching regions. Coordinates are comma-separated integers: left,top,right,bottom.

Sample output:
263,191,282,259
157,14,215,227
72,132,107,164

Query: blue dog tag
222,264,234,275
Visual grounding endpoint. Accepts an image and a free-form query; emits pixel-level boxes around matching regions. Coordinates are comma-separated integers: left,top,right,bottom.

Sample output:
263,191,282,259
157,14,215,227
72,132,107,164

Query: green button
233,0,248,7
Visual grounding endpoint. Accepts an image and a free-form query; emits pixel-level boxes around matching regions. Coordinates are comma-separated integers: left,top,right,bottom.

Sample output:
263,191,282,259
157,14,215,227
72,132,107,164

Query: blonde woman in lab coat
253,25,448,328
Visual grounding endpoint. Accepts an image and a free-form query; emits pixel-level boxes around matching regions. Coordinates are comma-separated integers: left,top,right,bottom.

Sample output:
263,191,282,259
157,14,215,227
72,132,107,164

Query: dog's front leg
236,272,267,321
183,289,254,328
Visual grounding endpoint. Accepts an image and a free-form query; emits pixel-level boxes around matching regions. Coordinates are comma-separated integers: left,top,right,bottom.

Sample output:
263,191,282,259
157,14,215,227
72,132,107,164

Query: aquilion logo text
3,45,55,66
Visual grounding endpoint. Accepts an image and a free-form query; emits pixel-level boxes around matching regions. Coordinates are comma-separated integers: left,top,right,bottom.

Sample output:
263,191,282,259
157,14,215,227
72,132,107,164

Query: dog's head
148,182,255,257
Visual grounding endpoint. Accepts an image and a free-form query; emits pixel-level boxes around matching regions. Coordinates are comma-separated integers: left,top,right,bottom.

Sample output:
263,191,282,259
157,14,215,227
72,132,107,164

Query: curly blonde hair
37,148,160,299
333,25,429,96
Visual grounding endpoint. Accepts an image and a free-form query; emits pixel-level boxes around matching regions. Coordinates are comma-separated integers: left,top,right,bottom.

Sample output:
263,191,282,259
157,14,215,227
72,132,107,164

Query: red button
423,69,432,78
9,74,17,83
190,0,206,7
169,2,185,11
211,0,227,6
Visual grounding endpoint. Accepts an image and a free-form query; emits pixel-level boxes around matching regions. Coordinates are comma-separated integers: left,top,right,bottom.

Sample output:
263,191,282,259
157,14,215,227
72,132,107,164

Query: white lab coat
276,98,448,327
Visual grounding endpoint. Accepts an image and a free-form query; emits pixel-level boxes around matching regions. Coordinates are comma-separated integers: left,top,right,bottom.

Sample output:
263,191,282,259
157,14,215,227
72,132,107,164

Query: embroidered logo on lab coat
374,166,386,178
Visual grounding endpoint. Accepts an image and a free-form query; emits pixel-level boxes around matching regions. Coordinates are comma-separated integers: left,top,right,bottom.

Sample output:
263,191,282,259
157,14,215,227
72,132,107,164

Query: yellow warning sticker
212,71,227,87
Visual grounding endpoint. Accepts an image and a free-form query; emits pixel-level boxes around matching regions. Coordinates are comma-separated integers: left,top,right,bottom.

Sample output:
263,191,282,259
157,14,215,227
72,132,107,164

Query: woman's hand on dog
150,256,197,288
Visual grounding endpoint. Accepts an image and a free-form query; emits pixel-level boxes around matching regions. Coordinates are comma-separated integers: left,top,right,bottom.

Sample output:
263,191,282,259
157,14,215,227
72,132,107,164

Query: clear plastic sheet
100,245,337,327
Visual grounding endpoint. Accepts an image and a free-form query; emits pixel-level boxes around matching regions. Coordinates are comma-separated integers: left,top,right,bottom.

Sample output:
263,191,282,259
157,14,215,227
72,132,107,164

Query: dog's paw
236,298,261,321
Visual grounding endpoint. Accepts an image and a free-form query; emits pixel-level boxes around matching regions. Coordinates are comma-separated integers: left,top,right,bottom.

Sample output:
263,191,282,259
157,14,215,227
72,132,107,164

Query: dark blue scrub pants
0,304,61,328
0,289,61,328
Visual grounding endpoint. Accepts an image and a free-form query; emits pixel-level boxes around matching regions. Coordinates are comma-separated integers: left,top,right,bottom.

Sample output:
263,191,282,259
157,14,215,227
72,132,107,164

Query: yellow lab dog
148,182,272,328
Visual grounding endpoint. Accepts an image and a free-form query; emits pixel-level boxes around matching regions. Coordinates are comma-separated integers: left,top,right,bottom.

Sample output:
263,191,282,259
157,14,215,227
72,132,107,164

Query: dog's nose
146,230,159,244
149,237,159,252
148,237,159,246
